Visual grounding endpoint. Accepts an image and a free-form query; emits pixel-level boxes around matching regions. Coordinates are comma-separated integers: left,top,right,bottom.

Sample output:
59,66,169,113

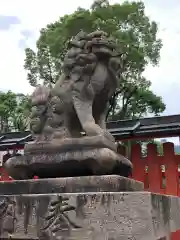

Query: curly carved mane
62,30,121,90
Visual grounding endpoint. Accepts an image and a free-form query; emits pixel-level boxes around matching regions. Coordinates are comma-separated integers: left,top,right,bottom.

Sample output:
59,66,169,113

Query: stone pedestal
0,175,179,240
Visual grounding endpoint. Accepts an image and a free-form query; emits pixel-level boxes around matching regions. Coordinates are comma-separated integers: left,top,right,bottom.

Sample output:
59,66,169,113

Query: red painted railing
118,142,180,239
130,142,180,195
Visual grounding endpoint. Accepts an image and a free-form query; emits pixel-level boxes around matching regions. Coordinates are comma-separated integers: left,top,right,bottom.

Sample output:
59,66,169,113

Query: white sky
0,0,180,143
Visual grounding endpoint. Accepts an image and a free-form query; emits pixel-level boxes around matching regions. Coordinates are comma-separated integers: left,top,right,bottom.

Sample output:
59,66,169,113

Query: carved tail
30,85,51,140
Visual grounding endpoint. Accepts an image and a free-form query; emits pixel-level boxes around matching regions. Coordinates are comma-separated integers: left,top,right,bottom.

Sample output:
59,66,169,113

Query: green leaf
0,91,31,132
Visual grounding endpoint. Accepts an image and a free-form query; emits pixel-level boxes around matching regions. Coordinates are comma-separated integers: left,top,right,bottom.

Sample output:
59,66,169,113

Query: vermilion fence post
146,143,162,193
162,142,180,240
131,144,145,183
163,142,178,196
175,154,180,196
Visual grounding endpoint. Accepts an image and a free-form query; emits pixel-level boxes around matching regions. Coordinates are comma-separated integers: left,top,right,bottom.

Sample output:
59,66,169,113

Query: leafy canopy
24,0,165,119
0,91,31,132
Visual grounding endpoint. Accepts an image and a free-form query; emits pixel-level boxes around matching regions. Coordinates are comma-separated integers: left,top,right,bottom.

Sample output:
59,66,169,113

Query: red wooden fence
118,142,180,239
130,142,180,195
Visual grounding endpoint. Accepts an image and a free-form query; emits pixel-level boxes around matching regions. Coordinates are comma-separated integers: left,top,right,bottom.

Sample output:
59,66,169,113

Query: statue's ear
74,30,87,41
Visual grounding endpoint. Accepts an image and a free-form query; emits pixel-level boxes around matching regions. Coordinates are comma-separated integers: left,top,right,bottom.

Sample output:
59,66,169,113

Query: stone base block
0,176,178,240
0,175,143,195
0,191,179,239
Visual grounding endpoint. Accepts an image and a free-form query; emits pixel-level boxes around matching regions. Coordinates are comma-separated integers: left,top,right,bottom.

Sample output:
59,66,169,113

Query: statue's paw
112,154,133,178
4,156,32,180
101,129,116,143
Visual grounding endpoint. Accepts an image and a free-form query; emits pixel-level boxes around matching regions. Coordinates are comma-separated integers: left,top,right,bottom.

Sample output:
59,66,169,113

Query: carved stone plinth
0,176,179,239
5,140,132,179
0,175,143,195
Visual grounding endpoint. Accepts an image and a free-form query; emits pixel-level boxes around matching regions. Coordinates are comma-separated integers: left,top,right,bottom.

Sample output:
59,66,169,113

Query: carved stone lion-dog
5,31,132,179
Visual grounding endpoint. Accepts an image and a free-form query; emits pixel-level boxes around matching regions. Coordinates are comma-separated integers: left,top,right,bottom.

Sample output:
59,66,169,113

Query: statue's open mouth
90,38,116,58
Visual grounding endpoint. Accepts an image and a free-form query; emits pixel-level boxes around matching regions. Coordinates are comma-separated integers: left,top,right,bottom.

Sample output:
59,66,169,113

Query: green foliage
0,91,31,132
11,94,31,131
0,91,17,132
24,0,165,119
155,140,164,156
139,139,164,157
108,77,165,120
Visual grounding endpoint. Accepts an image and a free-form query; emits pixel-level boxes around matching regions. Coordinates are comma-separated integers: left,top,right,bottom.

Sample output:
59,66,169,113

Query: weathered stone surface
0,192,179,240
0,175,143,195
5,147,132,179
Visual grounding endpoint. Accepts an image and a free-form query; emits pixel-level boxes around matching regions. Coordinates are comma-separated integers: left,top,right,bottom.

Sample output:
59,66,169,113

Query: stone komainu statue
5,31,132,179
30,31,121,142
